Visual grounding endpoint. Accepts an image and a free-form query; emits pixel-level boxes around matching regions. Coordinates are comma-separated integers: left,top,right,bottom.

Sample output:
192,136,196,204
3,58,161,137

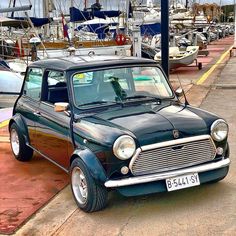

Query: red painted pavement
0,128,69,235
170,36,234,81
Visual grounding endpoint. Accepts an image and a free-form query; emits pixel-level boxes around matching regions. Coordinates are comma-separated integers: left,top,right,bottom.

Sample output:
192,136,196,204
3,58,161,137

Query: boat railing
0,43,32,65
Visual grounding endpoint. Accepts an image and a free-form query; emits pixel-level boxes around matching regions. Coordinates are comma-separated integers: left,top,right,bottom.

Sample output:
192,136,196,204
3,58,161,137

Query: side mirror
175,88,184,98
54,102,69,112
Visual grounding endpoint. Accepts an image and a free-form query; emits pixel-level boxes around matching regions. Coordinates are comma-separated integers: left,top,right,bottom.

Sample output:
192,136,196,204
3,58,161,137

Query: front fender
9,114,29,144
71,148,107,185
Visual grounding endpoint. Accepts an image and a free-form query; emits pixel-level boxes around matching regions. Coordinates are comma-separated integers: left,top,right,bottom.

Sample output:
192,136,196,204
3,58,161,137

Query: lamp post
161,0,169,78
234,0,236,47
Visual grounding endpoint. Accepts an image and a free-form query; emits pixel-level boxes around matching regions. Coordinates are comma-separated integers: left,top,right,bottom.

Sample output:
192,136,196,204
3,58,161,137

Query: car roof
29,55,158,71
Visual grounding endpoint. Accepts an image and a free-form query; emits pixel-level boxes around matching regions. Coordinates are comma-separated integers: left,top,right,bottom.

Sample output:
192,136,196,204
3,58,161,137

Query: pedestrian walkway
213,57,236,88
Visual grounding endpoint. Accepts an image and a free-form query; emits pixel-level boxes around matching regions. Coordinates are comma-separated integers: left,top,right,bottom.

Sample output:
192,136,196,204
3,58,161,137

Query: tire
198,62,202,70
10,123,33,161
70,158,108,212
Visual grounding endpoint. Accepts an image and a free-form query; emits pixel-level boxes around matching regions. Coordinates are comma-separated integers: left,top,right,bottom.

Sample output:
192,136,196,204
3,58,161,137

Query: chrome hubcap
71,167,88,205
10,129,20,156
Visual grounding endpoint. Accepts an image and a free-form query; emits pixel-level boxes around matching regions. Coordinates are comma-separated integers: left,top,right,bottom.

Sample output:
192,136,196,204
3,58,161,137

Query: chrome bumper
104,158,230,188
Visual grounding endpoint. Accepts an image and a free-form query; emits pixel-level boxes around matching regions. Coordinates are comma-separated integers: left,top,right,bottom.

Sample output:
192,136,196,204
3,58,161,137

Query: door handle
33,111,41,117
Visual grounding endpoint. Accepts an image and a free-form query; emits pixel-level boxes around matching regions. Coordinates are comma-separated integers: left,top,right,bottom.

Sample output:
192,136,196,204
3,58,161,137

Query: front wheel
10,123,33,161
70,158,108,212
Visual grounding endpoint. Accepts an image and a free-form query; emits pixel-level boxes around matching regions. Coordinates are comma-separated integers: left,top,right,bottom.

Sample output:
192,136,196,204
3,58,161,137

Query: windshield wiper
124,95,161,104
79,100,118,107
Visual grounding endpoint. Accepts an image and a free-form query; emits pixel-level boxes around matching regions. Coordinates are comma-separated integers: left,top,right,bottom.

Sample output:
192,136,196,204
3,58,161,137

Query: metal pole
0,5,32,13
71,0,75,39
126,0,130,34
234,0,236,46
11,0,16,18
161,0,169,78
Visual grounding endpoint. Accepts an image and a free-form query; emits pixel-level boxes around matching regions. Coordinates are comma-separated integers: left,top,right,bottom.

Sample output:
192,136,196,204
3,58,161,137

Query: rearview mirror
54,102,69,112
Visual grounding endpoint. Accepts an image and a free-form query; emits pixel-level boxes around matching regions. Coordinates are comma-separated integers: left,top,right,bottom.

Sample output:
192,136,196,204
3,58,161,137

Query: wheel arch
9,115,30,144
70,148,107,185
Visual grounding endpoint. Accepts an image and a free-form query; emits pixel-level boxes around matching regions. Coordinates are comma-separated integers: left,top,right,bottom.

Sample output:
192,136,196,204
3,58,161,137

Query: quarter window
23,68,43,100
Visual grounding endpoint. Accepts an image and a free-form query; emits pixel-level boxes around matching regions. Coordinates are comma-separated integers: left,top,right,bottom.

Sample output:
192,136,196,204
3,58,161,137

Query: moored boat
154,46,199,69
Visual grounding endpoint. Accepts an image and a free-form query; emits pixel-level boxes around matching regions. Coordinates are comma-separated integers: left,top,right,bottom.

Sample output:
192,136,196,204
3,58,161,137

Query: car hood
103,103,210,145
74,102,214,147
76,102,215,146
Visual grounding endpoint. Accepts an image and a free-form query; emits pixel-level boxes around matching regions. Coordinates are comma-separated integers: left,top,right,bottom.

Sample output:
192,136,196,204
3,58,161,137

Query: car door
19,67,43,148
34,70,73,169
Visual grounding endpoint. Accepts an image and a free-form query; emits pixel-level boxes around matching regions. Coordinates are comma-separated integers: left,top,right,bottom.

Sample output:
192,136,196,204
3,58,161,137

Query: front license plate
166,173,200,192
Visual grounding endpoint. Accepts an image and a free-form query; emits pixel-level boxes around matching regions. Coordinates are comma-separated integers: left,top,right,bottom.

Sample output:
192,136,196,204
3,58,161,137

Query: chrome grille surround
129,135,217,176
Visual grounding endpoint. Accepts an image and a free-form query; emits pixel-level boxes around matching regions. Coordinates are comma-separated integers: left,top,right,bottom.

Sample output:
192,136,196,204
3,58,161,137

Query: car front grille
130,135,216,176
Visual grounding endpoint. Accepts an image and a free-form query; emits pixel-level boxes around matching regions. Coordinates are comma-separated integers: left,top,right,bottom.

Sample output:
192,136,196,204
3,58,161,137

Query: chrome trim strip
129,148,141,171
141,135,212,151
105,158,230,188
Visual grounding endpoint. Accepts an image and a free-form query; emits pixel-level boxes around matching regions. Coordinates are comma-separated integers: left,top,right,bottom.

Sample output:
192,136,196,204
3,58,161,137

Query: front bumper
104,158,230,188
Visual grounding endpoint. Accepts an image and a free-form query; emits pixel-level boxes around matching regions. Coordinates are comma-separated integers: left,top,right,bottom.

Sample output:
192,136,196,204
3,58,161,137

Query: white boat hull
37,45,132,59
154,46,199,70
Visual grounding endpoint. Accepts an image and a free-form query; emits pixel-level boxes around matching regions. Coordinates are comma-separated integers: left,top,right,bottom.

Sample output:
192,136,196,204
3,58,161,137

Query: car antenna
176,73,189,106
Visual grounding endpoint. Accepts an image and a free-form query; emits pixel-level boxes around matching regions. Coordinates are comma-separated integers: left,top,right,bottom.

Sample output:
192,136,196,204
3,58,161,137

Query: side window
23,68,43,100
47,71,66,86
45,70,69,104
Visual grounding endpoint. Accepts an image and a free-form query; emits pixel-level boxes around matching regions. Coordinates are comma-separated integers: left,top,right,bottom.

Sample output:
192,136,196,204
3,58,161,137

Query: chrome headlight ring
211,119,228,142
113,135,136,160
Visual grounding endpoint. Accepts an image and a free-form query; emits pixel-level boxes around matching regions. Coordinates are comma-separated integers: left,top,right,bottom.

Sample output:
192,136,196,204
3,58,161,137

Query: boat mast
71,0,75,39
43,0,50,36
185,0,189,9
11,0,17,17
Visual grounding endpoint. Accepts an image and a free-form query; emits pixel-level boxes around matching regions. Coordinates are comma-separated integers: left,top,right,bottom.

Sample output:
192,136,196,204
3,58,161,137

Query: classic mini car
9,56,230,212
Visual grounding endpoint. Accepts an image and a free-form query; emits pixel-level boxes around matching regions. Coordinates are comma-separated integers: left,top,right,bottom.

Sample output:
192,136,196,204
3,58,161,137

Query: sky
0,0,235,18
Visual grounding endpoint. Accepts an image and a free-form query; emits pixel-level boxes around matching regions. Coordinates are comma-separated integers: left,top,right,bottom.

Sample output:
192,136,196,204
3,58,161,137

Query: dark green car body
9,56,230,208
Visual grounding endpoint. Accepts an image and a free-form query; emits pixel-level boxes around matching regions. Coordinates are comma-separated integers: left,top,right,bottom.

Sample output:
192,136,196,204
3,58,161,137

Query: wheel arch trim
9,115,30,144
70,148,107,184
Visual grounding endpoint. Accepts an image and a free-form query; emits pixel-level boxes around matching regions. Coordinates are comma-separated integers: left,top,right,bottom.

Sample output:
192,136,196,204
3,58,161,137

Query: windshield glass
72,66,173,108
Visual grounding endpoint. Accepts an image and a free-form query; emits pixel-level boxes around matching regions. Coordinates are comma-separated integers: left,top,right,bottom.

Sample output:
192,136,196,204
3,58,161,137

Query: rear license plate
166,173,200,192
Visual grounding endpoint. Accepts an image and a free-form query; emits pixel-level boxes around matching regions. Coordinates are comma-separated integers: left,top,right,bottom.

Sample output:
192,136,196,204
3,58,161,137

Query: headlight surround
113,135,136,160
211,119,228,142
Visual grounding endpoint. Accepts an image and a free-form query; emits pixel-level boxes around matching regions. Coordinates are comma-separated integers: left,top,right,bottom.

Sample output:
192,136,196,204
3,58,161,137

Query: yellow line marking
196,46,233,85
0,136,10,142
0,119,9,128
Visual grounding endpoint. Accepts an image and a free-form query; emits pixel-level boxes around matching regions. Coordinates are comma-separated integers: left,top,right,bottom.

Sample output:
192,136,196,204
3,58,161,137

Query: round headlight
211,119,228,142
113,135,136,160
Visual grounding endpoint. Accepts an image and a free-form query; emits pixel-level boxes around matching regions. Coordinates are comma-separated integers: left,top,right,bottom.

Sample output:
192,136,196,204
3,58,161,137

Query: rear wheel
10,123,33,161
70,158,108,212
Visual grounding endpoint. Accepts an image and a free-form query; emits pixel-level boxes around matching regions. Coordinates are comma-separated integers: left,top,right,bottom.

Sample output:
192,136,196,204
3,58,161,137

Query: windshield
72,66,173,108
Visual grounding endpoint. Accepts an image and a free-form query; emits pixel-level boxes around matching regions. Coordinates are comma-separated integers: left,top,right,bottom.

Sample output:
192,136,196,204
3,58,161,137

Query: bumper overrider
104,158,230,188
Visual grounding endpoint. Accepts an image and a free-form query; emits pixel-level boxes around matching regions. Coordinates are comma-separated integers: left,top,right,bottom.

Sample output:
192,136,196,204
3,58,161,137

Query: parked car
9,56,230,212
0,70,23,108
